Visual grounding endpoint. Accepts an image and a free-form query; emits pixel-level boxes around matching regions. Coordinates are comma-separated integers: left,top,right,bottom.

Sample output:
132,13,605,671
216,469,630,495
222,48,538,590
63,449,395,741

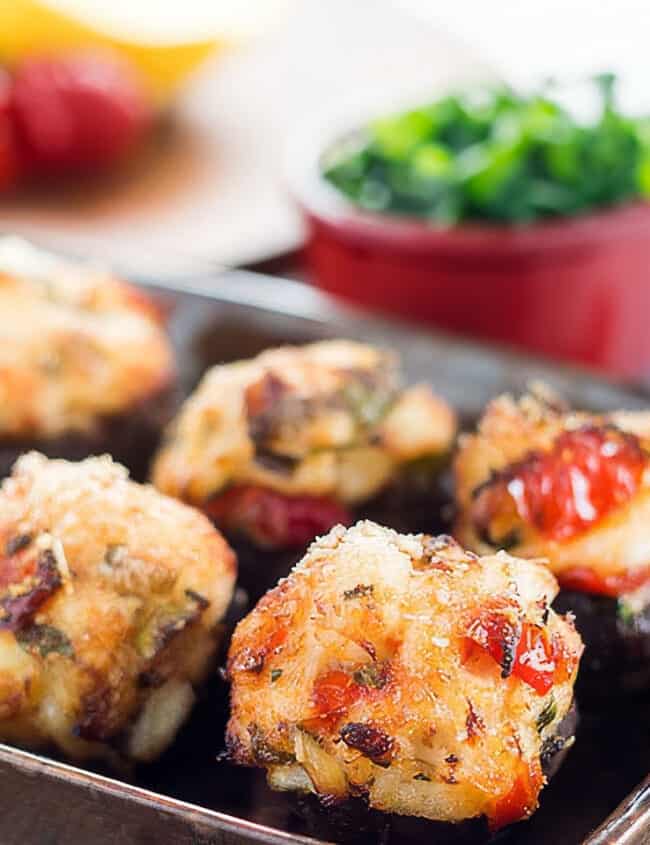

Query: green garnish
270,668,283,683
413,772,431,782
353,663,387,689
342,380,394,429
17,624,74,659
617,600,636,626
536,696,558,733
323,74,650,224
343,583,374,600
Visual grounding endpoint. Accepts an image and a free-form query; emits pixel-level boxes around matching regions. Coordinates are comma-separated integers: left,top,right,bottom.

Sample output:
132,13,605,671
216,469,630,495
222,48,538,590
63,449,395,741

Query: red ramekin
290,125,650,380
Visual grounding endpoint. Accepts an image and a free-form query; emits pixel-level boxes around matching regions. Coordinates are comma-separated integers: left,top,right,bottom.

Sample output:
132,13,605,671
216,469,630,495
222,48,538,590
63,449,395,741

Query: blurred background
2,0,650,377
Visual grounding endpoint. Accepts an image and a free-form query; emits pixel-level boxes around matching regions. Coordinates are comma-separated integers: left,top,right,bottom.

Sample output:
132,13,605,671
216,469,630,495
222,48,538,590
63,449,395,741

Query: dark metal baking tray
0,270,648,845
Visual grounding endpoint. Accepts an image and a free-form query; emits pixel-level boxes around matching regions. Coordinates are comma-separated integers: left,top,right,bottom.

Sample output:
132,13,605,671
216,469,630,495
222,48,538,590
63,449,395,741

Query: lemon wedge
0,0,222,103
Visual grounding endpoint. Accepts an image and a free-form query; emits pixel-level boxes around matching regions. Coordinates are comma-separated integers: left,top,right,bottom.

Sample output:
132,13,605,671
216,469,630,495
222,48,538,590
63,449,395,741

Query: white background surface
398,0,650,111
7,0,650,270
49,0,650,83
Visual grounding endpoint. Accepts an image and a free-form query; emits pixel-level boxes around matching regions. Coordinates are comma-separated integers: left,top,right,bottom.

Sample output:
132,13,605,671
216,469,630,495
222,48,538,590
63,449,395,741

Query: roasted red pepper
511,624,557,695
489,761,543,831
464,601,578,695
229,624,287,674
310,669,361,730
0,548,62,631
204,484,352,548
550,631,581,684
558,564,650,597
474,425,645,544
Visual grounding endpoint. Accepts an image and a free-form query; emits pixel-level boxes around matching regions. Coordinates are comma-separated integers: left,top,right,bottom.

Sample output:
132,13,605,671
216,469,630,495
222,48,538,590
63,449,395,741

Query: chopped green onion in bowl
322,74,650,224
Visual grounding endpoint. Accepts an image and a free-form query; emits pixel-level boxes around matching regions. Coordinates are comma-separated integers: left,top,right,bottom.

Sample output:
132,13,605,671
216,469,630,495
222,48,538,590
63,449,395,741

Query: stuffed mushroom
0,236,176,480
0,452,236,764
226,521,582,831
455,388,650,693
152,340,456,549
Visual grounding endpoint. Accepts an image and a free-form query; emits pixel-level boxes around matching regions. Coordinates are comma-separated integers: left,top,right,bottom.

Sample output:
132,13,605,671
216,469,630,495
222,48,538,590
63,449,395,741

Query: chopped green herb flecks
16,624,74,659
342,380,394,429
353,662,387,689
343,583,374,600
270,668,283,683
323,75,650,224
413,772,431,782
536,696,558,733
617,600,636,626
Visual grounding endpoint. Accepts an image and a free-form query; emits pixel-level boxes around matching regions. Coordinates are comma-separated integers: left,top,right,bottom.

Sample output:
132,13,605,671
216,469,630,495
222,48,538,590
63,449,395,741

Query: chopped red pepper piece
464,602,578,695
474,425,645,544
489,761,543,831
550,632,581,684
310,670,361,730
0,549,62,631
558,564,650,597
464,598,521,678
513,624,556,695
204,484,352,548
229,624,287,674
244,372,288,418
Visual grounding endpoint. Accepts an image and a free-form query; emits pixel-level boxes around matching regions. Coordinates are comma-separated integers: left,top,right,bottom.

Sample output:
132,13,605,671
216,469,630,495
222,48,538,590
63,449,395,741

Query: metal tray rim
0,743,328,845
0,269,647,845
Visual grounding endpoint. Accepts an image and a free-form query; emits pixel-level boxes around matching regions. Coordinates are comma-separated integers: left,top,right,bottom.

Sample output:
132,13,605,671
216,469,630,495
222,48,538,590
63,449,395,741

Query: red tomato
11,52,151,174
0,70,21,190
204,485,352,548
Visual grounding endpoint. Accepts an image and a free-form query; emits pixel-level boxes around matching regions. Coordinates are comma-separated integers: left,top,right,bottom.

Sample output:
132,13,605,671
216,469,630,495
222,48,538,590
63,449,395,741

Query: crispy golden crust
0,237,175,439
454,391,650,583
0,452,236,763
226,521,582,827
152,340,456,506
